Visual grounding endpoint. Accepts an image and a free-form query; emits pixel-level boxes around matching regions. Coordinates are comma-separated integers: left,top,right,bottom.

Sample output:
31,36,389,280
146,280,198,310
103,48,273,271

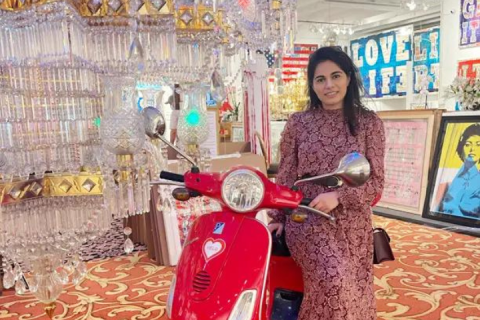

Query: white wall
439,0,480,110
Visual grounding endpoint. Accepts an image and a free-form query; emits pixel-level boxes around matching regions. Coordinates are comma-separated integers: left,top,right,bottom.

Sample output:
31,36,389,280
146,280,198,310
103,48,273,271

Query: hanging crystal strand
134,170,143,214
127,175,136,215
142,170,150,213
123,227,134,254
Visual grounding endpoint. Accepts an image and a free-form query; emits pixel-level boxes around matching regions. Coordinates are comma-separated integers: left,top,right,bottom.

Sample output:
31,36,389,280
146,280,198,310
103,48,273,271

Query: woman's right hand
267,222,284,237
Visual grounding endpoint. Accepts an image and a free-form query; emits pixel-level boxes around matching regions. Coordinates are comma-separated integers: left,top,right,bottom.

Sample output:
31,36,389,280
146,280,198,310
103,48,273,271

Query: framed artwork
460,0,480,48
457,58,480,78
231,123,245,142
412,27,440,93
423,112,480,227
350,26,412,98
376,110,443,215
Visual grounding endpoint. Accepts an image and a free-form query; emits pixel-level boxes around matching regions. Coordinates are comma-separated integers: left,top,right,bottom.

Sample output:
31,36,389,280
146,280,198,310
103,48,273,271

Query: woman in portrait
437,123,480,218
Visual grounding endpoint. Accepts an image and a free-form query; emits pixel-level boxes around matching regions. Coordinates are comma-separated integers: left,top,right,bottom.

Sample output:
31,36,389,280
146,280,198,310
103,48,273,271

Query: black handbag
373,227,395,264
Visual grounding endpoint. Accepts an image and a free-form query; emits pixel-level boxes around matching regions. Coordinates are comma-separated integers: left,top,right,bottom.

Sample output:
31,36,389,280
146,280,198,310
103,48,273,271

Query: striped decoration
269,43,318,83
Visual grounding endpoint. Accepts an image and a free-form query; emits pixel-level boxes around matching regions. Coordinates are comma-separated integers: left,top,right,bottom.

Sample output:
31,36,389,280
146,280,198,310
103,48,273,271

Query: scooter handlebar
300,197,312,206
160,171,185,183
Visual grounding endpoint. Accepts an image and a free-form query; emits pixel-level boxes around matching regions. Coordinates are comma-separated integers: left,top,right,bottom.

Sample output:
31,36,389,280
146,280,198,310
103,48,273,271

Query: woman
438,123,480,218
268,46,385,320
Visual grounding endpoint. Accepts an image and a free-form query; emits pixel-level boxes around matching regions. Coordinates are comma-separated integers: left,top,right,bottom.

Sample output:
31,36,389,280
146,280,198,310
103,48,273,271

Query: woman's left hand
309,191,339,213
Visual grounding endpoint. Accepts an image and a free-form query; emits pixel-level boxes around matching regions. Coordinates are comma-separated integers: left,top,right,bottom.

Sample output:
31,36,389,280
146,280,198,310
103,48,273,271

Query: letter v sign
380,35,394,64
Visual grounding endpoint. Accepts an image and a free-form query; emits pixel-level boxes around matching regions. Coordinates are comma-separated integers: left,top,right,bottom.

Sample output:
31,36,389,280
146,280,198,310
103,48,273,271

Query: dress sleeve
268,114,299,223
337,112,385,210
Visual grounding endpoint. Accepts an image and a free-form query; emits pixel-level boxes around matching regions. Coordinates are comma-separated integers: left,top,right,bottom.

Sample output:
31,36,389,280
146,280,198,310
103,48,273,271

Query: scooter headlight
166,275,176,319
221,169,265,213
228,290,257,320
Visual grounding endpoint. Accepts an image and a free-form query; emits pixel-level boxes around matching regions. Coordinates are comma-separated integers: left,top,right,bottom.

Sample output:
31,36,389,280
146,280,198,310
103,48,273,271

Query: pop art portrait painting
424,113,480,226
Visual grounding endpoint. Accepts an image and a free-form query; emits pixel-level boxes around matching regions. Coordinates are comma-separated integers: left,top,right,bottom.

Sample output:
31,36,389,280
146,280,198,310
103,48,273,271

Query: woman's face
464,134,480,163
312,60,350,110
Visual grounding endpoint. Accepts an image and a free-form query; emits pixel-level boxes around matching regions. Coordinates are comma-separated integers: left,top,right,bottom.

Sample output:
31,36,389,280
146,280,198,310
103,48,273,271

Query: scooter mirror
294,152,370,188
143,106,166,138
335,152,371,187
142,107,198,167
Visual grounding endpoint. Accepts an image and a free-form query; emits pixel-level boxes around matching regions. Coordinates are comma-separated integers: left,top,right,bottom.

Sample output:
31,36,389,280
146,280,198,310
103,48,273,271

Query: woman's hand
309,191,339,213
267,222,284,237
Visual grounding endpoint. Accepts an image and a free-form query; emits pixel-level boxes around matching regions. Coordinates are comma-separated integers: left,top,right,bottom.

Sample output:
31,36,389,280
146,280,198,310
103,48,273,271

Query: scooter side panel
265,255,304,318
171,212,270,320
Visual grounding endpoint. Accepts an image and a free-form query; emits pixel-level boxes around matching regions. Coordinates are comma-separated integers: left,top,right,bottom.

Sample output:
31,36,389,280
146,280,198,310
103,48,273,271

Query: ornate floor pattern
0,216,479,320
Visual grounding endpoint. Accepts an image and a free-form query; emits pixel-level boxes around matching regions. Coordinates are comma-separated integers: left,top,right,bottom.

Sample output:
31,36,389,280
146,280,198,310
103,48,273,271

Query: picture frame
376,109,443,215
231,123,245,142
422,112,480,227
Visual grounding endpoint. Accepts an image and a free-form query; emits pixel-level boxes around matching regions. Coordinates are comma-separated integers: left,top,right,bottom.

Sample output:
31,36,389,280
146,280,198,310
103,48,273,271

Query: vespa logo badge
213,222,225,234
203,238,226,262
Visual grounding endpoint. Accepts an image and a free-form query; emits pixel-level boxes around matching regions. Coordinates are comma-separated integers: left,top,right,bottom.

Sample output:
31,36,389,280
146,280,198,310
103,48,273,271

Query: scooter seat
271,230,291,257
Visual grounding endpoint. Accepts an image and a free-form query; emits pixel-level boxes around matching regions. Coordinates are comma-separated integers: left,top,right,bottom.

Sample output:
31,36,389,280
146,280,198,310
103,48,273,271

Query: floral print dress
269,107,385,320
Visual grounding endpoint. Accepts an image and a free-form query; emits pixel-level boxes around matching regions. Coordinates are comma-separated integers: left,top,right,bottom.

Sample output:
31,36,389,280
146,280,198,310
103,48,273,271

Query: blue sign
460,0,480,47
350,29,412,98
413,27,440,94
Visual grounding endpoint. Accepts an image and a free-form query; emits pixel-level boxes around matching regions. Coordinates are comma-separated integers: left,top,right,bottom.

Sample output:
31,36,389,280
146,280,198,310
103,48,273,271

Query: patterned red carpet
0,216,479,320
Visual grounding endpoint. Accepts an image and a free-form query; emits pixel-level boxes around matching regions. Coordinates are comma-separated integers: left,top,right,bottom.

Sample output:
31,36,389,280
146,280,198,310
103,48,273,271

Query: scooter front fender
170,211,271,320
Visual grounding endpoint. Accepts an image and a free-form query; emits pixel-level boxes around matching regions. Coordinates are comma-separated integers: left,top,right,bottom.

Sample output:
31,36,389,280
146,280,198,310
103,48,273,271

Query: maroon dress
269,107,385,320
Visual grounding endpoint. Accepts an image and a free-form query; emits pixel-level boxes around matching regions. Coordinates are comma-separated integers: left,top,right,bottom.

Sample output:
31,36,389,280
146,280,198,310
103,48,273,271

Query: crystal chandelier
0,0,299,317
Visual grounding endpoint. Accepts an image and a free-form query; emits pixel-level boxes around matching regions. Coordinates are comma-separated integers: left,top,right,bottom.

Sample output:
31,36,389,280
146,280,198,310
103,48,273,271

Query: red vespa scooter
143,107,370,320
153,156,370,320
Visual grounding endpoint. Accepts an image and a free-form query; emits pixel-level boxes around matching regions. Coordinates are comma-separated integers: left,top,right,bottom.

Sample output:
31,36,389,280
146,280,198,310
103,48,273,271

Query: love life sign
412,27,440,93
350,28,412,98
460,0,480,47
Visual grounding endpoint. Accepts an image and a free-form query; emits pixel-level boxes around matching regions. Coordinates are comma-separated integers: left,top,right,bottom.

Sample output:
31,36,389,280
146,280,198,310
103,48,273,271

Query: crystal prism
13,264,22,281
58,179,73,193
82,179,96,192
180,11,193,25
87,0,102,14
29,182,43,196
108,0,122,11
3,270,15,289
133,0,144,11
123,227,132,236
124,238,134,254
28,276,39,293
77,261,87,277
8,185,23,200
202,12,215,26
15,278,27,295
57,269,69,285
72,269,83,285
151,0,166,10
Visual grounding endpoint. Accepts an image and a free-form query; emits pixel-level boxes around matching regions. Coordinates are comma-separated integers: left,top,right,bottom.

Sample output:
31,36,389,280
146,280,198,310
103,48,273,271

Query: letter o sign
365,39,379,66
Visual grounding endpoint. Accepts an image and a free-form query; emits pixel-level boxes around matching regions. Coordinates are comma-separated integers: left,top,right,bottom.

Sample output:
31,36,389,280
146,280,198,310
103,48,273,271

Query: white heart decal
203,238,226,262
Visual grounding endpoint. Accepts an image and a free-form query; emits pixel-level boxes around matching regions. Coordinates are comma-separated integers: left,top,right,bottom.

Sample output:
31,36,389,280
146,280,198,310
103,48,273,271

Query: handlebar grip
300,198,313,206
160,171,185,183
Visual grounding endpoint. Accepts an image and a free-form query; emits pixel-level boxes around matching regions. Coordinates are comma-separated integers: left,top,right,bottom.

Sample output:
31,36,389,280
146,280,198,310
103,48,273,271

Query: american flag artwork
268,43,318,83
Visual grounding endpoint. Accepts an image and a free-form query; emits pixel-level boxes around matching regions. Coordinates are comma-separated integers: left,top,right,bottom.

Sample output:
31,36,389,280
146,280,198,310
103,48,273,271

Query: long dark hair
456,123,480,162
306,46,367,135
